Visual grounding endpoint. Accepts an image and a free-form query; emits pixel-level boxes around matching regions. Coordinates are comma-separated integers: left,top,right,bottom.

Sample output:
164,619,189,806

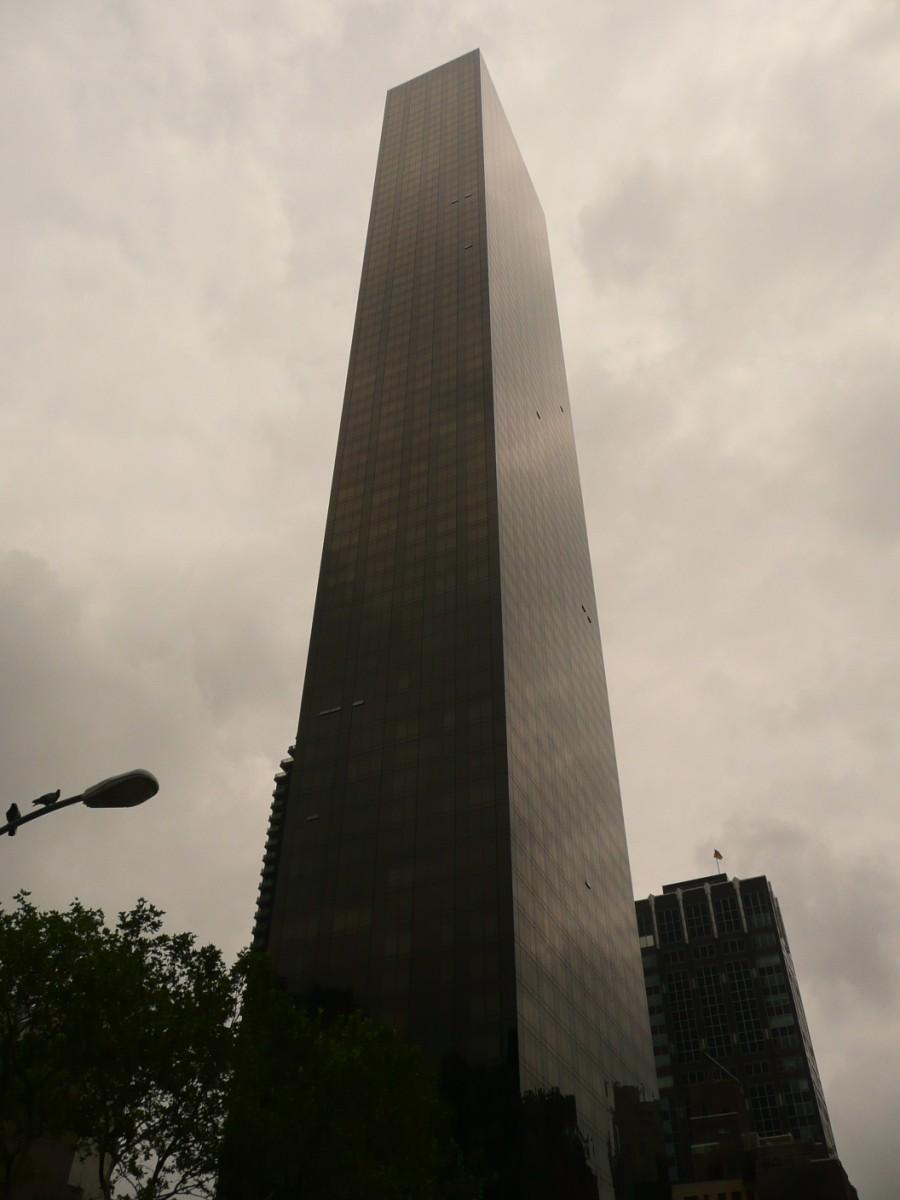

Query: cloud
0,546,303,950
809,358,900,542
711,815,900,1184
1,2,897,1195
716,817,899,1012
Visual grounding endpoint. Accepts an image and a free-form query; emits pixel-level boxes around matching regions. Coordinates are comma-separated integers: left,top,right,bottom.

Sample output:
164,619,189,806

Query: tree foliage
0,893,95,1194
0,892,234,1200
0,894,479,1200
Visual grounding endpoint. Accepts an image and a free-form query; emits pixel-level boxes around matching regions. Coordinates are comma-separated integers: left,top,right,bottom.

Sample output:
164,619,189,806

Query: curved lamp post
2,769,159,839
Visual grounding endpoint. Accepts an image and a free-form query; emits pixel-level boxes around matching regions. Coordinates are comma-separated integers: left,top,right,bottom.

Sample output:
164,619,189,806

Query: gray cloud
716,817,899,1012
809,360,900,541
1,2,897,1195
711,815,900,1184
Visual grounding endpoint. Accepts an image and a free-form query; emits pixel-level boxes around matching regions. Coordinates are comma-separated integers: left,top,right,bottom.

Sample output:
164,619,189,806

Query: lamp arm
1,794,84,838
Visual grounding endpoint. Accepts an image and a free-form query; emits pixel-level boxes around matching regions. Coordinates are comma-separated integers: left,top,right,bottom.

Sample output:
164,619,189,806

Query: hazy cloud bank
2,2,897,1195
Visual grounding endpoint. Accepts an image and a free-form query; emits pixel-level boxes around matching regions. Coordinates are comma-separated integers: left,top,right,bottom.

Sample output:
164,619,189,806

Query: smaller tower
635,873,835,1184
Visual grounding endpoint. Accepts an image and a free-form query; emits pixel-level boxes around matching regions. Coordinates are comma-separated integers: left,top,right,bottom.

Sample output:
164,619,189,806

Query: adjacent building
252,49,655,1195
635,874,836,1187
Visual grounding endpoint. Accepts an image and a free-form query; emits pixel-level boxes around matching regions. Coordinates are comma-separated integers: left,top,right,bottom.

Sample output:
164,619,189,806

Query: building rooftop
660,874,730,894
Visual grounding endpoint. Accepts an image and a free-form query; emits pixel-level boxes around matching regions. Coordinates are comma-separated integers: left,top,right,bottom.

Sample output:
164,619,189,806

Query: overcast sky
2,2,898,1195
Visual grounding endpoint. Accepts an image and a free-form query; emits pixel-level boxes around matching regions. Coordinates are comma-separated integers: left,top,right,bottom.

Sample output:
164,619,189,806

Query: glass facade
635,874,836,1183
480,59,657,1175
254,50,655,1194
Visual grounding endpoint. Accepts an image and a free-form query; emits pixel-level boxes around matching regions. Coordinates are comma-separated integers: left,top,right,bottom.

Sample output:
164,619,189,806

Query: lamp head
82,769,159,809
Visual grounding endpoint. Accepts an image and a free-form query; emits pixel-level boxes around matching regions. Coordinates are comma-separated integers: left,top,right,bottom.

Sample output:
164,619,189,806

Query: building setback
635,874,836,1185
253,50,655,1193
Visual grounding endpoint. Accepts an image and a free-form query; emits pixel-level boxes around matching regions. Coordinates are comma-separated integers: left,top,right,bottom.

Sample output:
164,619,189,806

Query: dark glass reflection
481,54,657,1190
254,50,656,1198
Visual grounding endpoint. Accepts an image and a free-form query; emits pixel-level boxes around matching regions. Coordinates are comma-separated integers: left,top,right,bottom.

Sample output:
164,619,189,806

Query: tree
0,894,99,1197
0,893,237,1200
1,896,480,1200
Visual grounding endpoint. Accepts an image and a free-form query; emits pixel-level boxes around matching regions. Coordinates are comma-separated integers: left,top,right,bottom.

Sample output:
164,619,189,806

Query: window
725,960,764,1053
713,890,742,933
685,901,712,939
749,1082,781,1135
766,998,793,1016
746,1060,770,1076
637,905,655,944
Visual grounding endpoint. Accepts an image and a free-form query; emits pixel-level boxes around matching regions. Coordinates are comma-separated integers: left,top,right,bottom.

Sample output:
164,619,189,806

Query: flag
713,849,723,860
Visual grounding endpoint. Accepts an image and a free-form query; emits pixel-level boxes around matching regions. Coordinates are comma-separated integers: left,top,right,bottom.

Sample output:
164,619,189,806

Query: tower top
386,48,483,94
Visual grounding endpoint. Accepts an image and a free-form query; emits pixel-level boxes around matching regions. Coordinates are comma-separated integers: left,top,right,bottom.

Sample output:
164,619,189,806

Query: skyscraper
635,873,836,1184
253,50,655,1192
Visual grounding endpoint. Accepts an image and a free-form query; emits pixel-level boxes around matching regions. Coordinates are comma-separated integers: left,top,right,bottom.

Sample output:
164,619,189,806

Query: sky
1,1,898,1195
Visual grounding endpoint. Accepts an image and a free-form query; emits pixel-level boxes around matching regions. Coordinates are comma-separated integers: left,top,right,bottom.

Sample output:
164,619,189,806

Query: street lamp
2,769,159,838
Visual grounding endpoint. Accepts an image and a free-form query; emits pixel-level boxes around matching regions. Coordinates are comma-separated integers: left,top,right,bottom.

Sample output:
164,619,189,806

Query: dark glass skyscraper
635,874,836,1184
253,50,655,1193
